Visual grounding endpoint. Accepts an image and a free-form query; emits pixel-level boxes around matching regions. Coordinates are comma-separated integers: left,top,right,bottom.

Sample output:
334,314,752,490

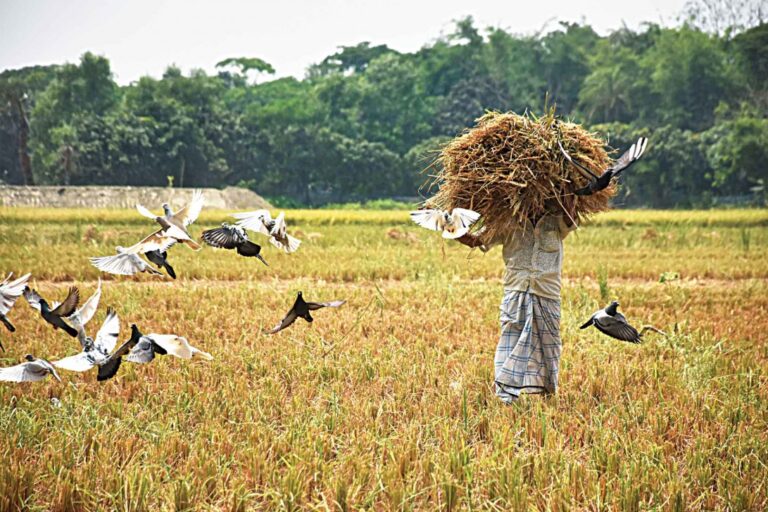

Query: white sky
0,0,688,84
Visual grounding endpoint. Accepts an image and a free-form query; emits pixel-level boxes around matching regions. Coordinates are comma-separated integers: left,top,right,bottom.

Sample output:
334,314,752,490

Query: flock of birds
0,135,657,385
0,192,345,384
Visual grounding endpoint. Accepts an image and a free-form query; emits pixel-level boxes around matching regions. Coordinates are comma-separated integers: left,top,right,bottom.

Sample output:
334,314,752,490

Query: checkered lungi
495,290,562,402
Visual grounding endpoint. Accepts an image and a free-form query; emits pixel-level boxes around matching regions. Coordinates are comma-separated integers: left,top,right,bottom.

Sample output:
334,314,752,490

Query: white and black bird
580,301,643,343
90,232,175,277
233,210,301,253
201,223,268,265
0,354,61,383
24,286,80,338
0,272,31,350
131,334,213,362
410,208,481,239
135,190,205,250
267,291,346,334
53,307,119,373
97,325,212,381
558,137,648,196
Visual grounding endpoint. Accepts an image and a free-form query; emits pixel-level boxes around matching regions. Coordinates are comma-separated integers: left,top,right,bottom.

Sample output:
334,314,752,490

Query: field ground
0,208,767,511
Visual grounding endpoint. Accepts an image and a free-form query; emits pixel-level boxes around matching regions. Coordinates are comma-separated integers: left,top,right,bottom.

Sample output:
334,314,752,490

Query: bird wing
557,139,599,180
609,137,648,176
135,203,158,220
90,253,145,276
410,209,444,232
50,287,80,317
23,286,43,311
268,233,301,253
125,338,157,364
70,278,101,327
201,225,242,249
147,334,213,360
271,212,287,237
0,361,48,382
172,189,205,228
52,352,97,372
306,299,346,311
267,310,299,334
0,273,31,315
95,308,120,353
594,315,642,343
233,210,272,236
124,230,177,254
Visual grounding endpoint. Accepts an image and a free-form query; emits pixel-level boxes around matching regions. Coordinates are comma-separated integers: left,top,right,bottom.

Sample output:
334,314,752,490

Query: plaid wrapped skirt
495,290,562,402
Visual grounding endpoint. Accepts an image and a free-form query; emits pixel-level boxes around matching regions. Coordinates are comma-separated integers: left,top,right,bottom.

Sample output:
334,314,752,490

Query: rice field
0,207,767,511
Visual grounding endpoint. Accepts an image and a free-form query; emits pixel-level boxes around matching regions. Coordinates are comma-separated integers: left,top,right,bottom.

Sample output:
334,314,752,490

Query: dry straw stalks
428,110,617,244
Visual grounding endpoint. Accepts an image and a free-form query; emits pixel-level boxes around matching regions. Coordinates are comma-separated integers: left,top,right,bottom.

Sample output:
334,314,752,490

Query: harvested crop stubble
430,111,617,244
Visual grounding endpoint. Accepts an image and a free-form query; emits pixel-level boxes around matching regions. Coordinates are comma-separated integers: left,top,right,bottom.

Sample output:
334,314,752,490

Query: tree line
1,8,766,207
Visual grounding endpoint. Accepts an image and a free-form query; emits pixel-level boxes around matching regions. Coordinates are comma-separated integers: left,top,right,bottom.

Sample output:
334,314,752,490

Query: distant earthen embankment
0,186,270,210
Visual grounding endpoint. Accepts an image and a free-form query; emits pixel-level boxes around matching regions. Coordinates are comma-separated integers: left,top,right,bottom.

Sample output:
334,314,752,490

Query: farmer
457,196,577,403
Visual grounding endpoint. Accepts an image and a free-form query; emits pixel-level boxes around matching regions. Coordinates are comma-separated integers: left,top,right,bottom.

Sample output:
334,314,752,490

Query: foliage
0,15,766,207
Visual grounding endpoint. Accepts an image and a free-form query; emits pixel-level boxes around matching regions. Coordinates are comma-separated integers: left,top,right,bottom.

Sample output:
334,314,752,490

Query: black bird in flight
145,250,177,279
559,137,648,196
0,272,31,351
581,301,648,343
24,286,80,338
201,223,268,266
267,291,346,334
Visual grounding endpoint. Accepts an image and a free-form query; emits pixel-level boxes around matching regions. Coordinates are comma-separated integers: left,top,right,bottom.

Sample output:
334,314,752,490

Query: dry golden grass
0,208,766,511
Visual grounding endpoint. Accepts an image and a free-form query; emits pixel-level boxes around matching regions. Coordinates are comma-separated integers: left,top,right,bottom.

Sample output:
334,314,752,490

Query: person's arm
456,232,485,248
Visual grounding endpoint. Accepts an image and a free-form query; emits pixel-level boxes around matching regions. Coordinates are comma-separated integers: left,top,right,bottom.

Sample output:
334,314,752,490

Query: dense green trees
0,15,765,207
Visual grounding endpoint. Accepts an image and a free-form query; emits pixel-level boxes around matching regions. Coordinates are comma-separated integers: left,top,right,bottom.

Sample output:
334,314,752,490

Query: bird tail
579,319,593,329
98,357,122,381
256,253,269,267
0,315,15,332
164,262,177,279
184,239,202,251
640,325,667,337
61,320,79,338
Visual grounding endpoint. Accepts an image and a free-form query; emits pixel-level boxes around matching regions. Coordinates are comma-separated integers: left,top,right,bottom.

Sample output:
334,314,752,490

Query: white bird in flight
410,208,481,239
233,210,301,253
0,354,61,383
135,190,205,250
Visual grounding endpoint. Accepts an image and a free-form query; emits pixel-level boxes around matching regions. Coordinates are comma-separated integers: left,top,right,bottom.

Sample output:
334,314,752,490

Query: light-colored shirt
485,215,575,301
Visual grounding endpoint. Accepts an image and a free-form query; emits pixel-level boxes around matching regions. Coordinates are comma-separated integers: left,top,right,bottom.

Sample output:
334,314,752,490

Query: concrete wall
0,186,271,210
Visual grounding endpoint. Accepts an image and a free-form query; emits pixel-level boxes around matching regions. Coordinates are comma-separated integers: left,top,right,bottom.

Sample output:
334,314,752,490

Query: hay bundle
429,111,616,244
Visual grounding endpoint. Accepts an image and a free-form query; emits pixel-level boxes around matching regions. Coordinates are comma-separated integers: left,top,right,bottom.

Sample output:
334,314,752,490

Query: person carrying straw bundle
428,110,647,403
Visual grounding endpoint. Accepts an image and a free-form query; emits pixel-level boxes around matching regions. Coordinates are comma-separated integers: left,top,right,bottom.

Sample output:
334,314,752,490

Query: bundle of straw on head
429,110,616,244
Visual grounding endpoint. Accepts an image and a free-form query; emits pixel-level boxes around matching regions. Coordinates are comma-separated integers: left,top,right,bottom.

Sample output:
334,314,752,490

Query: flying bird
97,323,144,381
0,272,31,350
24,286,80,338
136,190,205,250
133,334,213,361
580,301,644,343
410,208,481,239
90,232,176,277
54,307,120,373
145,250,177,279
558,137,648,196
267,291,346,334
233,210,301,253
201,223,268,265
0,354,61,383
97,325,212,380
